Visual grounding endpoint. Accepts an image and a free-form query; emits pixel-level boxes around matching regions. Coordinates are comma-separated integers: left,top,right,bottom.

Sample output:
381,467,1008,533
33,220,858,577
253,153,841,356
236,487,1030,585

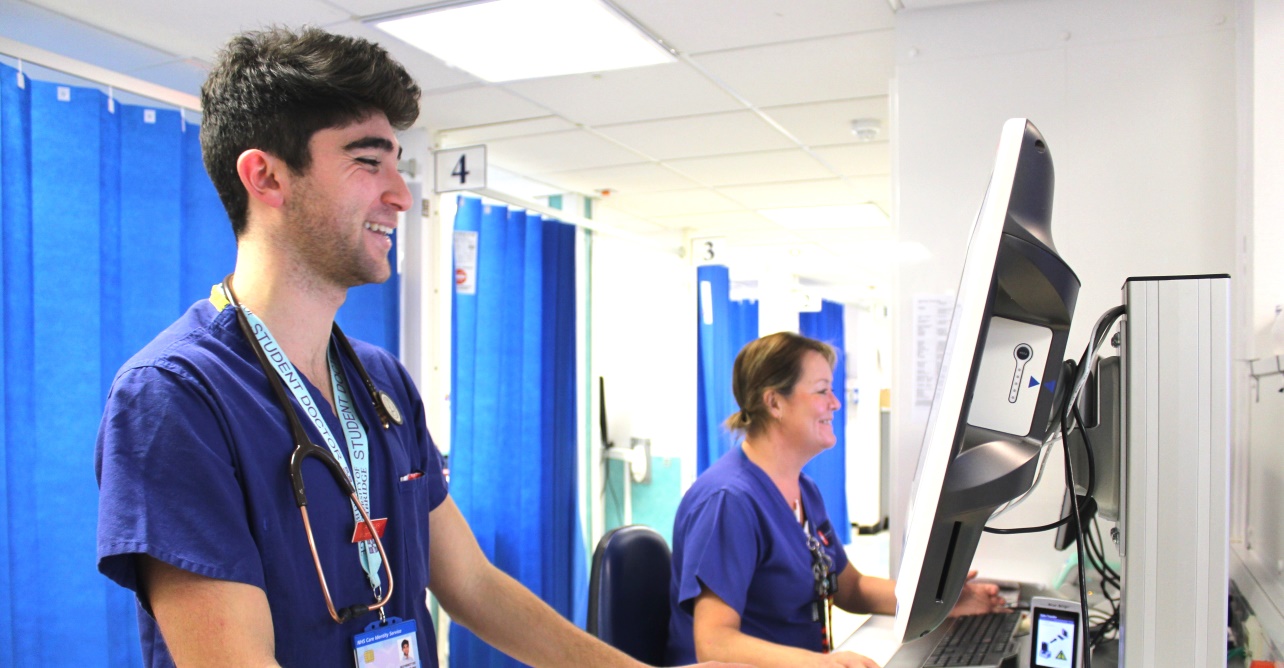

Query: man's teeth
364,222,393,235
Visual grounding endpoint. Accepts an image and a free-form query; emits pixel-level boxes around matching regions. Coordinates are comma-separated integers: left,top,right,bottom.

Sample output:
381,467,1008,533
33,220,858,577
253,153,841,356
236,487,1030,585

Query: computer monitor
893,119,1080,642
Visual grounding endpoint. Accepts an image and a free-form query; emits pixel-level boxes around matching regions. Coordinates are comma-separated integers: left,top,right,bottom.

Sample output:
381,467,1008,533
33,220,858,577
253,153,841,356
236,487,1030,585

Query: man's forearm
445,561,646,668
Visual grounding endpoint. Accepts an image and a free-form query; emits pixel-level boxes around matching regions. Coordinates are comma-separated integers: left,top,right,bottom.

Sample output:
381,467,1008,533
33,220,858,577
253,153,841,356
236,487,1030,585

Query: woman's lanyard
241,307,384,594
801,500,838,653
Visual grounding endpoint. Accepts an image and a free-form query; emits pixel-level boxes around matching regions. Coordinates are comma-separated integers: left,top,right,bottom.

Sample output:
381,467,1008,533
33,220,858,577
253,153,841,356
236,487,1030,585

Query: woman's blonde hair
724,332,836,437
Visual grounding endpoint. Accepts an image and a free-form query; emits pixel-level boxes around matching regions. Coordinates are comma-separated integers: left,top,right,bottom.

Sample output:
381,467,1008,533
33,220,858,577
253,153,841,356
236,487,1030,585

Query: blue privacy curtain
0,67,235,667
696,264,759,473
450,196,585,667
800,300,850,545
0,64,399,666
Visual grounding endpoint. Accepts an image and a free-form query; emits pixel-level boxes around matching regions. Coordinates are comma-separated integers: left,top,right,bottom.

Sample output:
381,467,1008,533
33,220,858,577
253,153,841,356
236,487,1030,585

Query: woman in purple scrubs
667,333,1005,668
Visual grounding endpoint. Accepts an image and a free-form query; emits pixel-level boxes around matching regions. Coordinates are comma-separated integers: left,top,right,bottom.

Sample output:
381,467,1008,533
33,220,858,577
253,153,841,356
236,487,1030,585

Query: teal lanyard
242,306,383,592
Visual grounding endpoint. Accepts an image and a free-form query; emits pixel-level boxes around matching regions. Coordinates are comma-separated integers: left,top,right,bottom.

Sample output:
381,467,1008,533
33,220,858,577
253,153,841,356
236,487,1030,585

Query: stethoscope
220,275,403,624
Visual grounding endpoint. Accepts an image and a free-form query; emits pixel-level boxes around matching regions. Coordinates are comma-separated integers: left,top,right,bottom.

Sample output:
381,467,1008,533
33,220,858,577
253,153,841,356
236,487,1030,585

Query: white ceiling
0,0,921,303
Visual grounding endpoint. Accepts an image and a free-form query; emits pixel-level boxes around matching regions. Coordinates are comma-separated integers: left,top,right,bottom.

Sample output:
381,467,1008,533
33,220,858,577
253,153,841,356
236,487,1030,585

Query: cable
1060,401,1093,668
982,497,1095,534
600,451,624,523
988,429,1058,520
984,405,1099,536
1071,404,1096,497
1063,306,1126,428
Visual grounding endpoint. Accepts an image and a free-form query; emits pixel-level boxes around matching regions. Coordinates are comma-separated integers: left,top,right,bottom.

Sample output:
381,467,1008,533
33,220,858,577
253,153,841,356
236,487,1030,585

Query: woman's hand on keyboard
812,650,882,667
949,570,1009,617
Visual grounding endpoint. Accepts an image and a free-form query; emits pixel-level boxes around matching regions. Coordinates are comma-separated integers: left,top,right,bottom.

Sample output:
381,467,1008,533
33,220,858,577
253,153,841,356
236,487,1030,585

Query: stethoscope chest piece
377,390,403,427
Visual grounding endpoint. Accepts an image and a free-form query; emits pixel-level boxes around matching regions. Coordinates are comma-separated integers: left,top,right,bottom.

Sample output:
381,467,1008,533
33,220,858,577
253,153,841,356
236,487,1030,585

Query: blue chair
587,525,672,665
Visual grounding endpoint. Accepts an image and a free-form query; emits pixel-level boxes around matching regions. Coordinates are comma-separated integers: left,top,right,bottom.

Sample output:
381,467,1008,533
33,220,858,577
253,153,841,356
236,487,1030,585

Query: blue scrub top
666,446,849,664
96,300,448,667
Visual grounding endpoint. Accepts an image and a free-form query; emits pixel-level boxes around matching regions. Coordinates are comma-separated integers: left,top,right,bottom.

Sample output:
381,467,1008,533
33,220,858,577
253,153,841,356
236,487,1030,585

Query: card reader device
1029,597,1082,668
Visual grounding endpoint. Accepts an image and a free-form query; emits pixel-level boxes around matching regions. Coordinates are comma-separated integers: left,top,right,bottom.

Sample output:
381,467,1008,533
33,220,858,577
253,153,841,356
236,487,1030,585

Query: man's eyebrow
344,136,401,159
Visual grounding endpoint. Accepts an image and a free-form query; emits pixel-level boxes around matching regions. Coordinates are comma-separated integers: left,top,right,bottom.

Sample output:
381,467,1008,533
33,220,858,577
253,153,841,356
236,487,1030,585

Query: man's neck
229,248,345,395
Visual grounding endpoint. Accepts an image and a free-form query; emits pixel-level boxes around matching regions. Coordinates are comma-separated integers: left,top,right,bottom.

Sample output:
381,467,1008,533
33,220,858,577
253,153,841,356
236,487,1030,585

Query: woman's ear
763,389,781,419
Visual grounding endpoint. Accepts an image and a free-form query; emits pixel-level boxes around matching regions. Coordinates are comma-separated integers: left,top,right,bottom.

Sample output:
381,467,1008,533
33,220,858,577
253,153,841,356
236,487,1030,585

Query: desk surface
834,615,902,665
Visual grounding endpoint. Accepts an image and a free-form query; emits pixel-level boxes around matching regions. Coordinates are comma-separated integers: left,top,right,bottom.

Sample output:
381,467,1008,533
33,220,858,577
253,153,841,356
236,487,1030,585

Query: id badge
352,617,419,668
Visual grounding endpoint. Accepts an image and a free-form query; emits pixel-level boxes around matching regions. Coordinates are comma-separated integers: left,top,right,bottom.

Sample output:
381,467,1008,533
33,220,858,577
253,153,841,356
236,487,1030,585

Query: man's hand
948,570,1007,616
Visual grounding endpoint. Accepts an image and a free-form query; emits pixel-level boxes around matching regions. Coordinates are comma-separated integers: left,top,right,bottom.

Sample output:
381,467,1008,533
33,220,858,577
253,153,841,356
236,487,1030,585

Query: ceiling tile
1,1,192,84
811,143,891,178
502,62,741,127
649,211,779,235
418,85,554,133
763,96,890,146
437,116,577,147
537,163,702,196
605,189,744,220
842,174,892,203
596,110,794,161
717,177,879,209
27,0,351,61
328,20,481,94
789,227,897,246
485,129,646,174
613,0,895,55
666,149,835,187
588,207,669,235
691,30,895,107
322,0,431,15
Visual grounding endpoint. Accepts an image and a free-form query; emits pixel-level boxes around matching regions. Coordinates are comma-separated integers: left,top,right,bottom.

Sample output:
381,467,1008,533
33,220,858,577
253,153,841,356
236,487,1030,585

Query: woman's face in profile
774,350,841,454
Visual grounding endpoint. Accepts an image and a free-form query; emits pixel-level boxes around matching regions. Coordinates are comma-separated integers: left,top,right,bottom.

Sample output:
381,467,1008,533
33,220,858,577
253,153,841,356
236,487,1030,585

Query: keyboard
920,611,1021,667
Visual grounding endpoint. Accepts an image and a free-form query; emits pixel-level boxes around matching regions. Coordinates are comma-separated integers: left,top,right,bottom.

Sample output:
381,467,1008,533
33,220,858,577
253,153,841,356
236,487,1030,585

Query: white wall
587,231,696,534
846,303,891,526
1233,0,1284,653
891,0,1238,583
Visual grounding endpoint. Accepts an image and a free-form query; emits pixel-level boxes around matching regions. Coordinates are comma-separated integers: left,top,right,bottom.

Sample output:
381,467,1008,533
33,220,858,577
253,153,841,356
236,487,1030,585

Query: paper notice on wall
453,231,477,295
912,294,955,423
700,280,714,325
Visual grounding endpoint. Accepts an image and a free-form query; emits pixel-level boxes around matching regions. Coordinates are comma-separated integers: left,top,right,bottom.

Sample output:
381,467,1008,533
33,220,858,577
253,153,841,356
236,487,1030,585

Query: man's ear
235,148,288,210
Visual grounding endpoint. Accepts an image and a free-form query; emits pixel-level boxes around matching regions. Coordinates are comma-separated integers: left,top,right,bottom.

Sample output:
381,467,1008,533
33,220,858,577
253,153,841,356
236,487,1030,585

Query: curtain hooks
107,85,115,114
16,58,25,89
180,107,187,133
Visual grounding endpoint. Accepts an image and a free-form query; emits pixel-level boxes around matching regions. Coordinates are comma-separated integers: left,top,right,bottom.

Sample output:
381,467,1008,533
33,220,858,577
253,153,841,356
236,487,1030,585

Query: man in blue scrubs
95,26,743,668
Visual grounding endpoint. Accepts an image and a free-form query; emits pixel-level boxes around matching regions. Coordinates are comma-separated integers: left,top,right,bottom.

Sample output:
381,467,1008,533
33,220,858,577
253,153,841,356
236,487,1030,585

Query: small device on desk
1028,597,1082,668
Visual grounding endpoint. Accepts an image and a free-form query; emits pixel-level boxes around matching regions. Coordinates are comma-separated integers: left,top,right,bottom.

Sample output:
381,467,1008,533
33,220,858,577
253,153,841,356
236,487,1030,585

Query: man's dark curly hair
200,26,421,236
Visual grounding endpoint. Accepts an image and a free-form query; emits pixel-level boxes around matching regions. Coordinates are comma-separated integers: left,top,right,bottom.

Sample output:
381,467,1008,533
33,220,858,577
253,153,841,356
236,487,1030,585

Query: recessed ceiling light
759,204,889,229
372,0,676,83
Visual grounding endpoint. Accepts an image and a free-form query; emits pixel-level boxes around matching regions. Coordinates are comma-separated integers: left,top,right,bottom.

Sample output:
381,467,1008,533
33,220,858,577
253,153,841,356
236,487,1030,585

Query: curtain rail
0,36,201,111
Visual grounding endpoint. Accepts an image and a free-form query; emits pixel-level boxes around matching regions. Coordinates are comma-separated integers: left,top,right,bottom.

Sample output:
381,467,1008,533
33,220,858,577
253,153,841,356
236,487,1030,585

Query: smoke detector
850,118,881,142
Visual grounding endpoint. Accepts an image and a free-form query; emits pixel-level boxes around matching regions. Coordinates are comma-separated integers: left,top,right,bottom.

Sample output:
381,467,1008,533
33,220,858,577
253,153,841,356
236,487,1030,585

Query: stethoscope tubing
221,275,395,623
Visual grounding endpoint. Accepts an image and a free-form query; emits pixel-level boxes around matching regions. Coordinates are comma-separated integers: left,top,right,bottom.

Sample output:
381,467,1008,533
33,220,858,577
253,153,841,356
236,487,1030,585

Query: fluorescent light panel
758,204,889,230
373,0,675,83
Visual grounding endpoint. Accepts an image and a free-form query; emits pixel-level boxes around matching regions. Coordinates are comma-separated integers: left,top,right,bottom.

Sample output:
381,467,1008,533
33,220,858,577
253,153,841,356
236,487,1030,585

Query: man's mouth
364,222,394,236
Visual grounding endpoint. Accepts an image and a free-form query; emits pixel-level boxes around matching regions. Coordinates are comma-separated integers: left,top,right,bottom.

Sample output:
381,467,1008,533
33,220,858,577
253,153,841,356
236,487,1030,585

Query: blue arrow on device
1029,376,1040,388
